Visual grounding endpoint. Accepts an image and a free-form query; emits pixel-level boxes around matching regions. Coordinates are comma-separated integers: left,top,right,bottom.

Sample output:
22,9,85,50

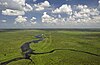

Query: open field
0,29,100,65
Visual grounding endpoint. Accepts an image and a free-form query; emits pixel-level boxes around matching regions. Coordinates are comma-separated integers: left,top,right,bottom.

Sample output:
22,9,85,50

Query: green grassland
0,30,100,65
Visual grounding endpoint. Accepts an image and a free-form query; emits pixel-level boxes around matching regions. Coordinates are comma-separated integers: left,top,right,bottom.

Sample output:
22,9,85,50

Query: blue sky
0,0,100,28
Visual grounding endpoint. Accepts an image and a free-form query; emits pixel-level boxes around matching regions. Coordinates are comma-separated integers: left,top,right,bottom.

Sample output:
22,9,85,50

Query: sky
0,0,100,28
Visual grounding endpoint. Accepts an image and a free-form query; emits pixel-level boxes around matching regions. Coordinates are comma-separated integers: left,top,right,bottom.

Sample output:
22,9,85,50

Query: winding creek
0,34,100,65
0,34,45,65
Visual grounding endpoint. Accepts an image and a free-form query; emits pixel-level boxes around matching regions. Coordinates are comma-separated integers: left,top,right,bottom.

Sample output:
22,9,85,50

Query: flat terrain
0,30,100,65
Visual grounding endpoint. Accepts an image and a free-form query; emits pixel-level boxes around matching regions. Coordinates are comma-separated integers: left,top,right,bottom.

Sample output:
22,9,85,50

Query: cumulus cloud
42,12,55,23
70,4,100,23
52,4,72,15
92,16,100,23
1,20,7,23
30,17,37,24
0,2,8,7
33,0,37,2
34,1,51,11
97,0,100,10
0,0,33,15
42,2,100,26
23,3,33,11
31,17,36,20
42,12,65,25
2,9,25,15
0,0,100,28
14,16,27,24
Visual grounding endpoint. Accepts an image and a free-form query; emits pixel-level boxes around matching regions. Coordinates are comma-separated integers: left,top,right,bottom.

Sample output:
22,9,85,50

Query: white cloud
30,17,37,24
34,1,51,11
42,3,100,26
67,4,100,24
15,16,27,24
0,0,100,28
31,22,36,24
92,16,100,23
42,12,65,25
51,4,93,24
99,0,100,3
1,20,7,23
0,2,8,6
0,0,33,15
52,4,72,15
42,12,55,23
33,0,37,2
75,5,87,10
97,0,100,11
23,3,33,11
2,9,25,15
74,5,91,15
31,17,36,20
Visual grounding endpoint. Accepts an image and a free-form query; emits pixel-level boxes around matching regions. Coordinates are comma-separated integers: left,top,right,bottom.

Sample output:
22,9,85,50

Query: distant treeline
0,28,100,32
0,29,23,32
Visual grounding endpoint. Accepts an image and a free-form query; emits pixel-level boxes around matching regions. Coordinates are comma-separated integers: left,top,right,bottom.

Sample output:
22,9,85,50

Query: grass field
0,29,100,65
